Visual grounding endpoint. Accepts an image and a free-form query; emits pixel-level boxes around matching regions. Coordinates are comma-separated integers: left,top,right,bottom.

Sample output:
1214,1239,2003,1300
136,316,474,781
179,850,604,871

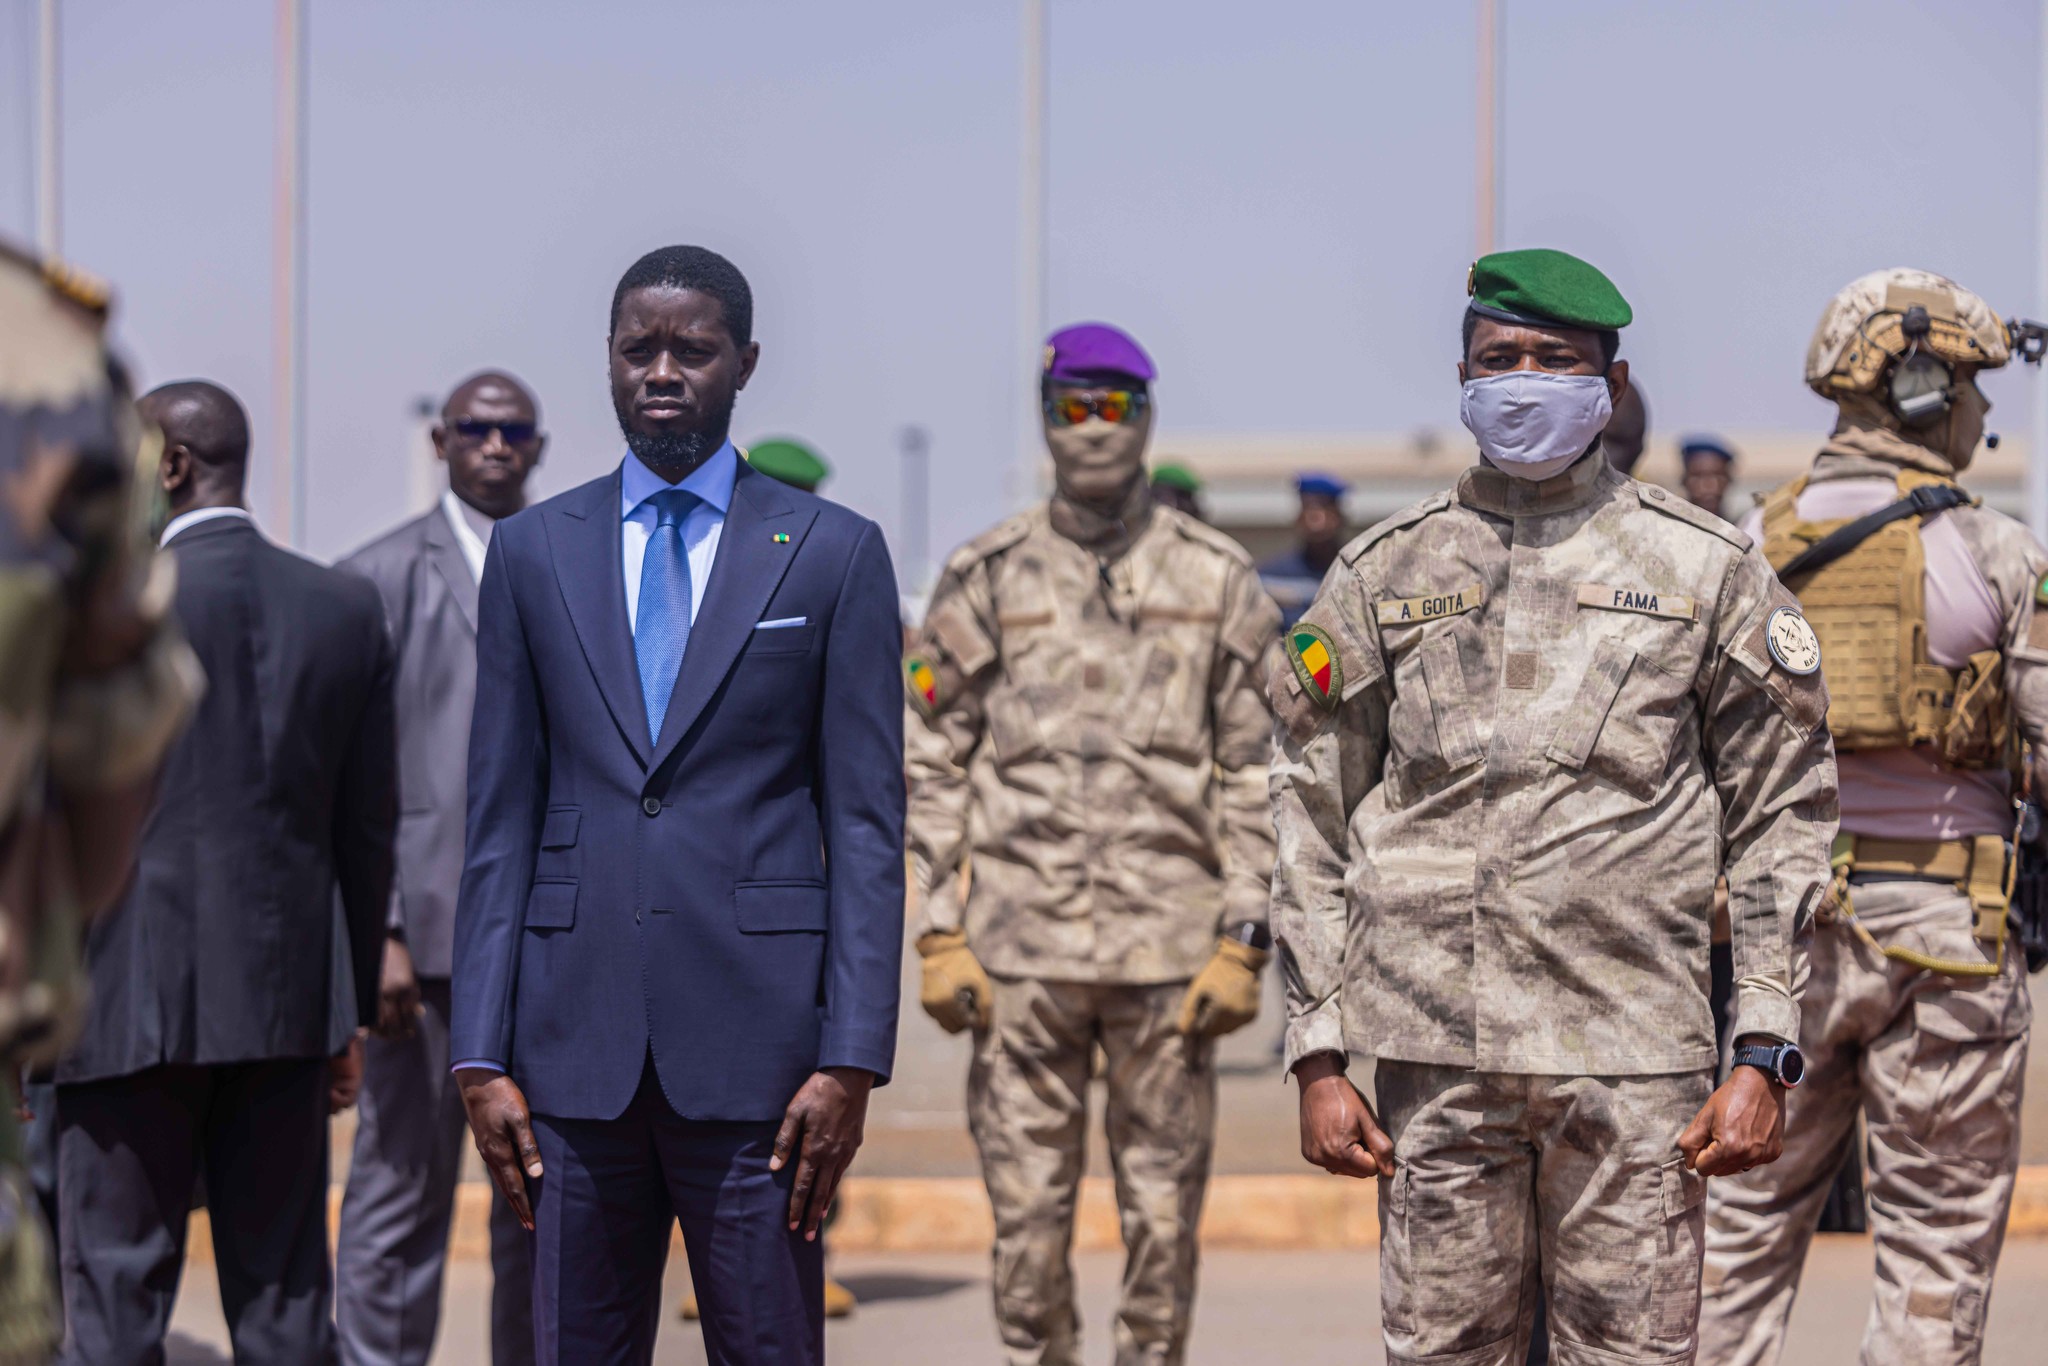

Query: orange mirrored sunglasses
1042,389,1148,428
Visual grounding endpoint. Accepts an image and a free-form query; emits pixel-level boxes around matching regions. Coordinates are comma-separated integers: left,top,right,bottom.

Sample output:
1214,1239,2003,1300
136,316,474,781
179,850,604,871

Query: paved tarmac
166,1238,2048,1364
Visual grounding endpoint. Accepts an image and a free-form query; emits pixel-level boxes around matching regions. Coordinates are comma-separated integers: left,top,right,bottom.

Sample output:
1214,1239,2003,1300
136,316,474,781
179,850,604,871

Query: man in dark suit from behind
453,246,905,1365
336,372,543,1366
55,380,396,1366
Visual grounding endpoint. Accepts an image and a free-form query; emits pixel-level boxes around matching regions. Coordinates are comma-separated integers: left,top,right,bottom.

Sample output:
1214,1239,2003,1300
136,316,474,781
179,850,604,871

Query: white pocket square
755,616,808,630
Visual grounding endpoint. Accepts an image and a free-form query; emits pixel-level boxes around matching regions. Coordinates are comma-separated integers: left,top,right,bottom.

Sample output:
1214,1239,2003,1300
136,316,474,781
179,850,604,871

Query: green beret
744,438,830,492
1467,248,1632,331
1150,463,1202,494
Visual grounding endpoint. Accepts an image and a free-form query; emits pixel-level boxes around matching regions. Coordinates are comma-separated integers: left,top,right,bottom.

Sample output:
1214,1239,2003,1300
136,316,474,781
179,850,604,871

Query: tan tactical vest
1760,469,2010,768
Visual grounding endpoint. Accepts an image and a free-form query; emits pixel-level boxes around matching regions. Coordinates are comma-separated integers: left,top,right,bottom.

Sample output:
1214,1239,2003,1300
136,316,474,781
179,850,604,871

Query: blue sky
1,0,2039,567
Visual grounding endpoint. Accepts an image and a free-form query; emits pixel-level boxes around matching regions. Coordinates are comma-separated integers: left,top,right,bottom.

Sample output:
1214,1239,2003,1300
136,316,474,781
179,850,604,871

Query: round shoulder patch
905,655,940,714
2035,572,2048,607
1765,607,1821,676
1286,623,1343,710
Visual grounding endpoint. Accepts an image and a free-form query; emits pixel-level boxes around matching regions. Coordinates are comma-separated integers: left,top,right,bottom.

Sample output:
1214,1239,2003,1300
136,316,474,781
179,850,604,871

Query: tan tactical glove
1175,937,1268,1038
917,930,993,1034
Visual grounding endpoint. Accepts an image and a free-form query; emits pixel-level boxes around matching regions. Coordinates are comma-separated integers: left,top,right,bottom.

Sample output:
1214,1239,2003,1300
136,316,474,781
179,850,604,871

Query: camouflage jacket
0,245,199,1096
906,489,1282,984
1269,449,1838,1076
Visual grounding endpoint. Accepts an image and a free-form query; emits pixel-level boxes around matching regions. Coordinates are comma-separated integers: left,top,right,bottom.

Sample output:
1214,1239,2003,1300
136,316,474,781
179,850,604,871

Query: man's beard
615,391,734,478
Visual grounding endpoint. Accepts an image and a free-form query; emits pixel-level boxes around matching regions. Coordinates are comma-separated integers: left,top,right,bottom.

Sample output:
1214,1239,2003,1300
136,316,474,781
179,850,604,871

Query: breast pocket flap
525,880,578,930
1547,639,1636,771
735,880,830,933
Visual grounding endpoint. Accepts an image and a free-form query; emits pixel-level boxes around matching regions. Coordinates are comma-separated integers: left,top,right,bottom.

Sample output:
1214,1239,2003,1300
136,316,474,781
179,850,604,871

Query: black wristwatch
1225,922,1272,952
1731,1039,1805,1088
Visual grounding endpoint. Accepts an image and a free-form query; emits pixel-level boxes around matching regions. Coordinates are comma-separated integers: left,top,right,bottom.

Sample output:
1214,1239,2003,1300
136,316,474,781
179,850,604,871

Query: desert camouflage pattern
1805,267,2010,399
0,242,199,1365
1269,449,1838,1076
1702,882,2029,1366
1701,424,2048,1366
969,976,1212,1366
1375,1061,1715,1364
905,491,1281,984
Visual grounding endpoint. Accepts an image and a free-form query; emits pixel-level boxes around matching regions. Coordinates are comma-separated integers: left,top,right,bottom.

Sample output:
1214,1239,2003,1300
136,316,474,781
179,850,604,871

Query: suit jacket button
641,797,661,817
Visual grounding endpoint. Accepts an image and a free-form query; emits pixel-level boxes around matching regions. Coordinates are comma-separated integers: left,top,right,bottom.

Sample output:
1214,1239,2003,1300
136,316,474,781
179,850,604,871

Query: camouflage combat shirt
1269,449,1838,1075
906,486,1281,984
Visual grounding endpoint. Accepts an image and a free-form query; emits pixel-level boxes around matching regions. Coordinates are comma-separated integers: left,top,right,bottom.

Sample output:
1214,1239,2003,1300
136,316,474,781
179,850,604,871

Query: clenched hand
771,1067,873,1239
1678,1062,1785,1177
1294,1054,1395,1179
459,1069,543,1231
916,931,992,1034
375,935,422,1039
1175,937,1267,1038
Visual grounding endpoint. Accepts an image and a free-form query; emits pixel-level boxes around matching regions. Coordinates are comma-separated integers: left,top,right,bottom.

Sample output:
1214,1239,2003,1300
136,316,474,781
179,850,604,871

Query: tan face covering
1043,394,1154,508
1943,378,1988,471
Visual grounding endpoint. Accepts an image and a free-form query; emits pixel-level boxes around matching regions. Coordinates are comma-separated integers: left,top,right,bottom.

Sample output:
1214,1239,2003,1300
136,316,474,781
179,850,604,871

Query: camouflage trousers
1374,1061,1715,1365
1702,881,2031,1365
968,976,1215,1366
0,1167,56,1366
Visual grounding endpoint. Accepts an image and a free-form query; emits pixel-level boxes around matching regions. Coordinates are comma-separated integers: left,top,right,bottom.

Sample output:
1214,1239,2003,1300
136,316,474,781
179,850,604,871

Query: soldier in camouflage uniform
905,323,1280,1366
0,241,201,1364
1700,269,2048,1366
1271,250,1838,1365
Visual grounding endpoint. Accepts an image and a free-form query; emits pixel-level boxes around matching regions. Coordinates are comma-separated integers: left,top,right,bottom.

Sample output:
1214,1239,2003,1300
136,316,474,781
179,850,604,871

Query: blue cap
1296,473,1348,500
1679,435,1736,463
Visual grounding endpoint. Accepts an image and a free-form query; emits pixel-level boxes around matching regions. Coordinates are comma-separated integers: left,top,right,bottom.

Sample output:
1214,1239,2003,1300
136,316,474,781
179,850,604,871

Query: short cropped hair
610,245,753,346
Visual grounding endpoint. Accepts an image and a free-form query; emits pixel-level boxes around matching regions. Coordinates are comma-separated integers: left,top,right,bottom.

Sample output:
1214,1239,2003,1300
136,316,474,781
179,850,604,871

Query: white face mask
1460,371,1614,480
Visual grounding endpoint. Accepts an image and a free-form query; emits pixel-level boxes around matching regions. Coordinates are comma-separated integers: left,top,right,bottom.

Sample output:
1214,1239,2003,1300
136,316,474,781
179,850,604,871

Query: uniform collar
1455,445,1616,518
1048,476,1155,556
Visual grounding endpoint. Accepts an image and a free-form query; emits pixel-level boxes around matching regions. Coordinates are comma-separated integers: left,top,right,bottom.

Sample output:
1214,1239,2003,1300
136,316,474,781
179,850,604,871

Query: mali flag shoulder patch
905,655,940,714
1286,623,1342,710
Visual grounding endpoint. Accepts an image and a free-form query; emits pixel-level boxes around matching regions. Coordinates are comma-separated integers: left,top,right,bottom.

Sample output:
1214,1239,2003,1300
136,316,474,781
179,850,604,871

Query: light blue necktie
635,487,700,743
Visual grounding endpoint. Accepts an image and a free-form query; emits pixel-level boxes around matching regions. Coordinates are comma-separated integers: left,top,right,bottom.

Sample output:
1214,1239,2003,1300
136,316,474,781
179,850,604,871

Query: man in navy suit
451,245,904,1365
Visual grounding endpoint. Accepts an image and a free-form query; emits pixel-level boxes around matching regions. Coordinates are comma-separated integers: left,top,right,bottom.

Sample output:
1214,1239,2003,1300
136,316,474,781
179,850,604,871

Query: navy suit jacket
450,462,904,1122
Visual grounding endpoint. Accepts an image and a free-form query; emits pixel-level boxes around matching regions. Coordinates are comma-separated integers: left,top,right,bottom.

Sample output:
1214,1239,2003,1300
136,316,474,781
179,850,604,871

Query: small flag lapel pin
773,532,790,544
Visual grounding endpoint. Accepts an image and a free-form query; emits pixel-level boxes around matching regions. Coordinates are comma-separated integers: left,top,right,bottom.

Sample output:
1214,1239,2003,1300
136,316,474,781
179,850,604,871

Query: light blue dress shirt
620,441,736,631
451,441,737,1079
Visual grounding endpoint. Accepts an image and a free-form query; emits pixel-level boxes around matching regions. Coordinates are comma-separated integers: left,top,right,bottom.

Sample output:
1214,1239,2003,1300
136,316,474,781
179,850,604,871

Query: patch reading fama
904,655,940,713
1765,607,1821,676
1285,623,1342,710
1575,583,1697,622
1374,582,1485,627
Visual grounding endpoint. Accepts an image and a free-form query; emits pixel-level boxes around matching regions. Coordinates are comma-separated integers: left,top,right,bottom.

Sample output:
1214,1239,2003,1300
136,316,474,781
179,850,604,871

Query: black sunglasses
451,418,539,445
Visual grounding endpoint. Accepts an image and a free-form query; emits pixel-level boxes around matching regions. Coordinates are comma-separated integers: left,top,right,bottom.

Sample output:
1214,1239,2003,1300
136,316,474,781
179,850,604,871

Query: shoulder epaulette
942,512,1034,576
1341,490,1454,564
1165,507,1257,568
1634,482,1751,550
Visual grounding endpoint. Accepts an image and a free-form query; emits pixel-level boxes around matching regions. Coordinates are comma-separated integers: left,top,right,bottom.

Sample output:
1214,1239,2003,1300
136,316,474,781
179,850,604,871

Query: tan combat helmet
1806,267,2011,404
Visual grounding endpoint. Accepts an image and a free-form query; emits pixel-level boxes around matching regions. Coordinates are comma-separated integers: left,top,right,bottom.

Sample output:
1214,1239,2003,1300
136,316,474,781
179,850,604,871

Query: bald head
441,370,539,426
143,380,250,513
1603,379,1649,475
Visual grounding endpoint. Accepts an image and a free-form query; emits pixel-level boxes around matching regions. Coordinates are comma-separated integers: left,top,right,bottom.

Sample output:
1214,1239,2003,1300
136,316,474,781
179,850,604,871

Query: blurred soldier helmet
1806,268,2010,401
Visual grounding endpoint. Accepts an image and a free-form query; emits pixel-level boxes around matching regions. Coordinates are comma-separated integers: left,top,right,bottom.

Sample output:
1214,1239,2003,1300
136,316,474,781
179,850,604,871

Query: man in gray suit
336,372,544,1366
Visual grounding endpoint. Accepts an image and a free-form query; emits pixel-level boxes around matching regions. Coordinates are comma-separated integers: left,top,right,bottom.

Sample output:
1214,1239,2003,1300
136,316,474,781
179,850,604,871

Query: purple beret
1042,322,1156,384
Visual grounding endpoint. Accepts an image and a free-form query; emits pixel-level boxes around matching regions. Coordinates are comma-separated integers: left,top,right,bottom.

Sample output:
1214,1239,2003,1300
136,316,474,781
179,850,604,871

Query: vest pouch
1937,648,2011,769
